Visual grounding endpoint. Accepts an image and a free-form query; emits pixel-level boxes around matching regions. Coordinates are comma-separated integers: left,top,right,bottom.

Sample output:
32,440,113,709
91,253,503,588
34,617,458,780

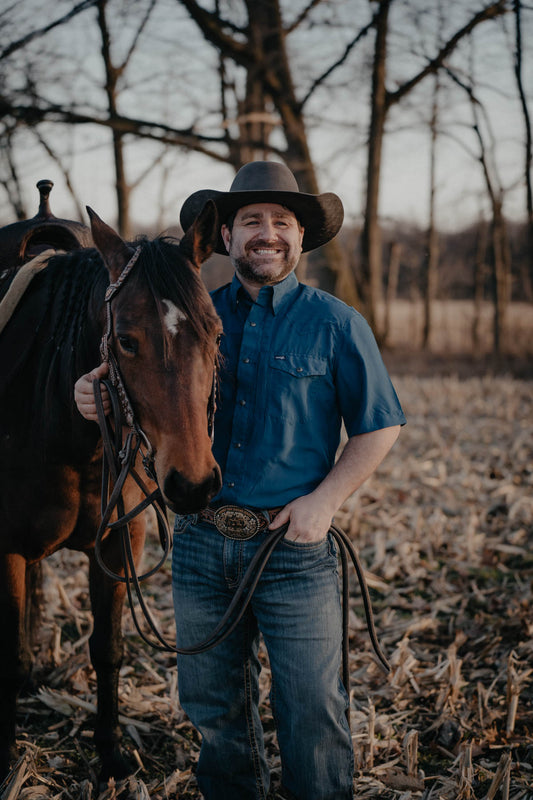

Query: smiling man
172,162,406,800
74,161,406,800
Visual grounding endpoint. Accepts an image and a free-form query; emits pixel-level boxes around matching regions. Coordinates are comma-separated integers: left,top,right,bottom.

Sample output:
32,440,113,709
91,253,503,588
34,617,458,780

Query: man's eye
118,335,138,355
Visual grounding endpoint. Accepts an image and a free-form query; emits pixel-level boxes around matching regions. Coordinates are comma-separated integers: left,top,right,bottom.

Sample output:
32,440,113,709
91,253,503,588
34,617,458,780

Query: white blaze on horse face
161,299,187,336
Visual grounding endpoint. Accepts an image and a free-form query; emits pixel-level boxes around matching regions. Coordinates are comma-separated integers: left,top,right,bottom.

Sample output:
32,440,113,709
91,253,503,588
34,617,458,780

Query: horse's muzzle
162,465,222,514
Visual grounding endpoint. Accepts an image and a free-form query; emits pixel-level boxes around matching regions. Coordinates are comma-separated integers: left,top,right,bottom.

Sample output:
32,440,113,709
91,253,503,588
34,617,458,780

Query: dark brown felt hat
180,161,344,255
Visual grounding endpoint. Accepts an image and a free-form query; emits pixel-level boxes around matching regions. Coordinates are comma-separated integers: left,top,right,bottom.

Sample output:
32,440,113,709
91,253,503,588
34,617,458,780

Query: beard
233,241,299,286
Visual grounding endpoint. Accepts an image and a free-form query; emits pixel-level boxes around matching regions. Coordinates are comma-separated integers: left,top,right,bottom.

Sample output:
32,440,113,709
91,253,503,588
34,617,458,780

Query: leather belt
199,505,282,540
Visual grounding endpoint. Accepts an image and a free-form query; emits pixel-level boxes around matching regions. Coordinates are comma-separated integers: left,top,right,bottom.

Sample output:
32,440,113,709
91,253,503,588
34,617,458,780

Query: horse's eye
117,335,138,355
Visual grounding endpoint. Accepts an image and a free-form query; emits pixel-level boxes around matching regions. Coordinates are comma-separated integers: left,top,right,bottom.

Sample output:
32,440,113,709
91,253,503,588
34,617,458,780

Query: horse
0,201,223,784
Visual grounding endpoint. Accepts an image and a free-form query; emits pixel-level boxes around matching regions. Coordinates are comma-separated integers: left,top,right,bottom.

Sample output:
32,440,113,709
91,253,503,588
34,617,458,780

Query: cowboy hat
180,161,344,254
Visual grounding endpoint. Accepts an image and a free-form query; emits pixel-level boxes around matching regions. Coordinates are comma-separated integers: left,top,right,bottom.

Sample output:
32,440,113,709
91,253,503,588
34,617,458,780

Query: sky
1,0,531,235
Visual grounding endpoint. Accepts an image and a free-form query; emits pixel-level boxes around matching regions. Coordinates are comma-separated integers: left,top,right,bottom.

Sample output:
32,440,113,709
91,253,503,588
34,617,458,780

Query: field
1,302,532,800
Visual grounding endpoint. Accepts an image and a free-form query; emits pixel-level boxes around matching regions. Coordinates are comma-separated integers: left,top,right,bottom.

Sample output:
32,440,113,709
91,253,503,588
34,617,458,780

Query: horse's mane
34,248,106,443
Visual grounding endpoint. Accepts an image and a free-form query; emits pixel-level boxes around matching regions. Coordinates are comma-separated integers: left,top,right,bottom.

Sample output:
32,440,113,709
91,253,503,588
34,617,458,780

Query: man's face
221,203,304,287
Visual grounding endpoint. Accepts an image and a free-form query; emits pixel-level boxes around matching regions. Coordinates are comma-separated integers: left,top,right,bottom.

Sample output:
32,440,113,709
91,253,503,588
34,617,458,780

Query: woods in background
1,0,532,352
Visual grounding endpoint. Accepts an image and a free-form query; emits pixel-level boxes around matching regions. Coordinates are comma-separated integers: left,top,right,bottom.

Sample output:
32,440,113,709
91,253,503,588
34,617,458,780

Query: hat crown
230,161,299,193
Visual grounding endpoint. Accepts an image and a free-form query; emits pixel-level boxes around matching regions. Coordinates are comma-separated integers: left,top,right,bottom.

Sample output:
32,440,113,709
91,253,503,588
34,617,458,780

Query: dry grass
1,370,532,799
381,300,533,358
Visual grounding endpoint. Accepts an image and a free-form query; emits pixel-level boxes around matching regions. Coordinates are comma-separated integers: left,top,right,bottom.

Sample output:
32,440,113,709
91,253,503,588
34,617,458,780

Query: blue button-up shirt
210,272,405,509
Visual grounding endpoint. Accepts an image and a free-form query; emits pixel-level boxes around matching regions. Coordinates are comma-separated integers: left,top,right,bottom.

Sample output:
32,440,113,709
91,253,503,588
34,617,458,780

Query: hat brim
180,188,344,255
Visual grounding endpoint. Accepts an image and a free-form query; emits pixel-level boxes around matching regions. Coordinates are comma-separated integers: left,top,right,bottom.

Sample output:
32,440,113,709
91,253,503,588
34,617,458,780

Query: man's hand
269,493,333,544
74,362,110,421
268,426,401,545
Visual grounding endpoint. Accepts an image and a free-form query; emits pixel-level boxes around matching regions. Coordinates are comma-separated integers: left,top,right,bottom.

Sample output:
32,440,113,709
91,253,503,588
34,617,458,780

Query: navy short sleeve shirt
210,272,405,508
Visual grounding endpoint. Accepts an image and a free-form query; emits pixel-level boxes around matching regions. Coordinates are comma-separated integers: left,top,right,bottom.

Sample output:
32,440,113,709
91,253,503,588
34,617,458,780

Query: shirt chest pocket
268,354,330,423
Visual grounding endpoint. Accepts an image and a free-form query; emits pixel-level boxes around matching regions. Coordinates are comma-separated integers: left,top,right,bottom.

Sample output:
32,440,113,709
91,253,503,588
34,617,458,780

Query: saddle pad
0,249,57,335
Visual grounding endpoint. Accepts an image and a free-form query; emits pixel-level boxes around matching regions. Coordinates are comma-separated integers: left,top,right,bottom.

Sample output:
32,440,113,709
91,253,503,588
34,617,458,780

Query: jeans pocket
281,531,338,562
281,533,329,551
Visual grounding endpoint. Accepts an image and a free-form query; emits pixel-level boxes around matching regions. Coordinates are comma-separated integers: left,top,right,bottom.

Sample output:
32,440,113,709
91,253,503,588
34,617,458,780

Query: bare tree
359,0,509,340
422,72,440,350
445,60,512,353
513,0,533,300
95,0,159,237
472,216,489,351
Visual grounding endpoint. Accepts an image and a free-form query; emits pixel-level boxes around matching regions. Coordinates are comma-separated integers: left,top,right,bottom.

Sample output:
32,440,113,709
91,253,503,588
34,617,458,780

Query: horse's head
87,204,223,514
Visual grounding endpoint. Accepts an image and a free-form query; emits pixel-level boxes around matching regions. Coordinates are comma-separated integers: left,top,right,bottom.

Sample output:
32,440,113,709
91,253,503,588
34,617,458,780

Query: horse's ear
87,206,135,282
179,200,219,269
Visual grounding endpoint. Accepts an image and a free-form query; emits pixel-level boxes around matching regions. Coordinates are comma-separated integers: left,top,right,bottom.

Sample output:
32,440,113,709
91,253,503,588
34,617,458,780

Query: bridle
94,244,172,591
93,247,391,721
94,243,219,644
99,245,157,479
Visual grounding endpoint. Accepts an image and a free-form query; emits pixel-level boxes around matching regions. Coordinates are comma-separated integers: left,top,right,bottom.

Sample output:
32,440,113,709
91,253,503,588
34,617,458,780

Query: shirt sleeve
336,310,406,437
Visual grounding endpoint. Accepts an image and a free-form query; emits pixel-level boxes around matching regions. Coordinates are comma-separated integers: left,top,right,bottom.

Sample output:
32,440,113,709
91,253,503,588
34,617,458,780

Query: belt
199,505,282,540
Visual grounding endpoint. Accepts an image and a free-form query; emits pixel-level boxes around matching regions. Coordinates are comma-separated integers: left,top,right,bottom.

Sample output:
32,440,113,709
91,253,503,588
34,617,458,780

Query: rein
93,250,391,722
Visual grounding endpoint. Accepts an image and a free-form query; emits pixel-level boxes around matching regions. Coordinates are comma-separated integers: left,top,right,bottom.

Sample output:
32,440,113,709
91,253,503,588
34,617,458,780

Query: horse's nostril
163,467,221,514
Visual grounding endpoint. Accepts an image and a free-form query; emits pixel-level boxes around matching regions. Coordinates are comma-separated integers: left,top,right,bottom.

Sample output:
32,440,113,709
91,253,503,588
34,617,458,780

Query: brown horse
0,203,222,783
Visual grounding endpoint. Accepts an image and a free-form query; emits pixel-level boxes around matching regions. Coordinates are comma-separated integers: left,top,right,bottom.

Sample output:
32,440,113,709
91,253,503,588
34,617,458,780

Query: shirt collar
229,271,299,315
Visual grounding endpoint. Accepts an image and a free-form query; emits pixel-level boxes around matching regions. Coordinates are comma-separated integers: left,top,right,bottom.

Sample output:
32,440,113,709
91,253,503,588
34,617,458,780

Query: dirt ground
1,356,532,799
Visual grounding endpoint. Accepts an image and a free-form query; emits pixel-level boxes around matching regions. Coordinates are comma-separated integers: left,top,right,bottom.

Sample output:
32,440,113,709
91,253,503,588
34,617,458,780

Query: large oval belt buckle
214,505,260,540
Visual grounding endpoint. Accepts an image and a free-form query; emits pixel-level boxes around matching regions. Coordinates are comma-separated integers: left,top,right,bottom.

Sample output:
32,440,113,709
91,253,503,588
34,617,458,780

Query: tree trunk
422,74,440,350
97,0,130,238
359,0,390,338
241,0,359,305
472,219,488,352
513,0,533,300
491,205,512,353
383,241,401,344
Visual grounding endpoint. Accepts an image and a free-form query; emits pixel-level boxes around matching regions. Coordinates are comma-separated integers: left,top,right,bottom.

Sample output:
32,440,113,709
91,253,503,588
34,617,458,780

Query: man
75,161,405,800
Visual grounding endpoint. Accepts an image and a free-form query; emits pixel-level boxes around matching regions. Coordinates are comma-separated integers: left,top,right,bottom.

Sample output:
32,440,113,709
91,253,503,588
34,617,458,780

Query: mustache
246,238,288,252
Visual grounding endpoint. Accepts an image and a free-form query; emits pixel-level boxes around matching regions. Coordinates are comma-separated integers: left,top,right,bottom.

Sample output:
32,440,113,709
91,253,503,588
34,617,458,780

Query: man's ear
221,224,231,255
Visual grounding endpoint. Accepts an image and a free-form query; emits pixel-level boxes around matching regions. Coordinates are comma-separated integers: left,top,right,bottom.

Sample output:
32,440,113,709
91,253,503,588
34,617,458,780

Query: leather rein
93,249,391,710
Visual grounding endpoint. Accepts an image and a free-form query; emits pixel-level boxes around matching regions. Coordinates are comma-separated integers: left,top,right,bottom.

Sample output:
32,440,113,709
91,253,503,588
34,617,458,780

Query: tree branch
285,0,324,35
0,0,99,61
176,0,249,63
385,0,509,108
300,12,377,109
0,98,231,161
120,0,158,73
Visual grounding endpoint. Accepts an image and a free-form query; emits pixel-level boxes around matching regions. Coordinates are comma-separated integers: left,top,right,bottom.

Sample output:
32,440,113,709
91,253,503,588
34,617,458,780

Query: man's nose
257,218,277,239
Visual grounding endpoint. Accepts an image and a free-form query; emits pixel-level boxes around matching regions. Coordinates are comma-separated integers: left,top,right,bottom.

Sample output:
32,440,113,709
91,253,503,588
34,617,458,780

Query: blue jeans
171,517,354,800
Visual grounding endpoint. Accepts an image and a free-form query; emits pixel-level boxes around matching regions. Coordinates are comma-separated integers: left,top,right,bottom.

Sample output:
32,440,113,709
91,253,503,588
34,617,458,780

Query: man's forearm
311,425,401,517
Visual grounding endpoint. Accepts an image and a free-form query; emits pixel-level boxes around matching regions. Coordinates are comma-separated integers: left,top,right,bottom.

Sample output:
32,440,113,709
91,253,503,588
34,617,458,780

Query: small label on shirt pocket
270,353,327,378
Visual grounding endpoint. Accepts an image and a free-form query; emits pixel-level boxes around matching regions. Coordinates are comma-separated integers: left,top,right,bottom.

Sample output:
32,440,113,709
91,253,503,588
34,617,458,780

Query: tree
95,0,158,237
513,0,533,300
358,0,509,340
444,51,513,353
422,72,440,350
176,0,360,301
